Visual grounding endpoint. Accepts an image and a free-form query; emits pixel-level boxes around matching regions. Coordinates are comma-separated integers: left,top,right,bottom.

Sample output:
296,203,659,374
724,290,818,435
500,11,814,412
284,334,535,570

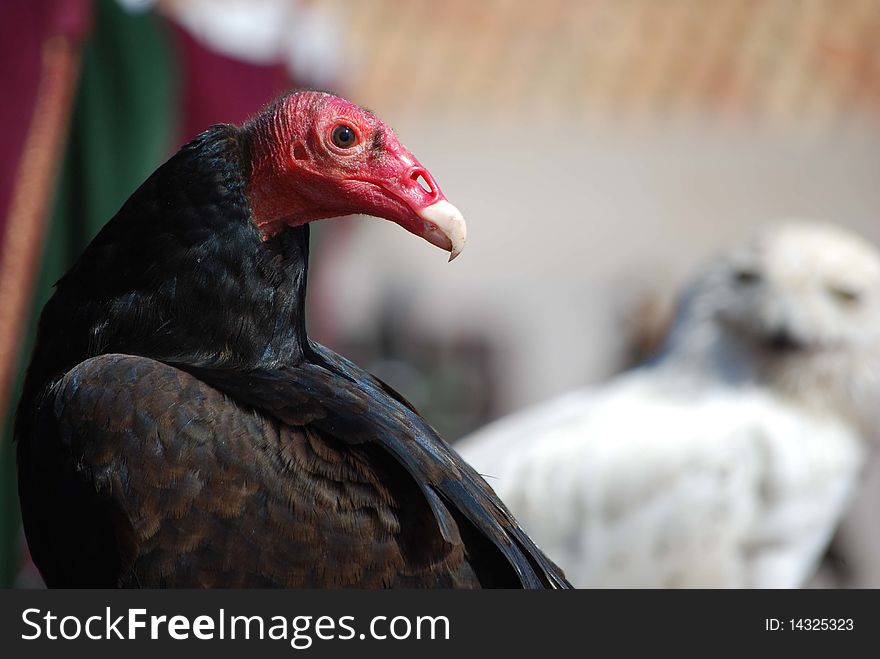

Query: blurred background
2,0,879,587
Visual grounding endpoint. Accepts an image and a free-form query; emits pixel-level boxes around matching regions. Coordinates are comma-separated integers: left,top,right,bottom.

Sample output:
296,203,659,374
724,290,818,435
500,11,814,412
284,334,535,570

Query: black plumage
15,120,570,588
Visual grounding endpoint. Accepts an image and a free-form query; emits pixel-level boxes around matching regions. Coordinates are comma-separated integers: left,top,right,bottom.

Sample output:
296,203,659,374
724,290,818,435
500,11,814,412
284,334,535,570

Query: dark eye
828,285,861,305
733,268,761,286
331,124,357,149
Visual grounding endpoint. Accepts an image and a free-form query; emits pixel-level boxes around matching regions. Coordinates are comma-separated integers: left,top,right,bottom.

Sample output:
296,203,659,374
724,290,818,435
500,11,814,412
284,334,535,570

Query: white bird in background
458,221,880,588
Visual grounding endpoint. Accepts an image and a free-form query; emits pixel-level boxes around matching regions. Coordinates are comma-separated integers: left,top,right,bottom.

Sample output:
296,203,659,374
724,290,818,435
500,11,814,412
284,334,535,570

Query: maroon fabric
0,0,91,243
168,22,294,144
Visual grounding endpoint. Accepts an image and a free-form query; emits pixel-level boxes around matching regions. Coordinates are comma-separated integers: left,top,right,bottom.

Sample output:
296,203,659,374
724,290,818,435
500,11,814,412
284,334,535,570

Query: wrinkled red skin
245,92,444,241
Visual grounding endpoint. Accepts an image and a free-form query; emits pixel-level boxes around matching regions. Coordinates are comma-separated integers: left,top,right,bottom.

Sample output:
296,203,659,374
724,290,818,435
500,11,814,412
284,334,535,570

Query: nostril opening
412,172,433,195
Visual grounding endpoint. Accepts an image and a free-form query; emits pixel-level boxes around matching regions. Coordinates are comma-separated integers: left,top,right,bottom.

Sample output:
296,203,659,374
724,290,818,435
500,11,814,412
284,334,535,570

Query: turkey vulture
459,221,880,588
15,91,569,589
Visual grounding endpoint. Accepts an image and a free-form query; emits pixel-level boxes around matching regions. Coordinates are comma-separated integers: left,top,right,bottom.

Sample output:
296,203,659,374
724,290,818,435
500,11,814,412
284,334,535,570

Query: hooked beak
415,199,467,262
762,326,807,354
375,163,467,262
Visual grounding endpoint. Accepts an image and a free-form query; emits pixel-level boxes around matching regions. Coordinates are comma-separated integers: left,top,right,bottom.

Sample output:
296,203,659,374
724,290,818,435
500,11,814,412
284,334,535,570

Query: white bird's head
667,221,880,429
713,222,880,355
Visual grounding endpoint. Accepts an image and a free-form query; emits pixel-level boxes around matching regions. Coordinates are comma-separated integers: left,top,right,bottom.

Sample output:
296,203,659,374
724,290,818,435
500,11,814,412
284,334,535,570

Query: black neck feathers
23,124,316,410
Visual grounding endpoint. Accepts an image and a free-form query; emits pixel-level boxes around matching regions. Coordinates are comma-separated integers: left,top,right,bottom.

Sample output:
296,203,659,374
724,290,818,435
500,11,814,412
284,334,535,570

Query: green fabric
0,0,177,586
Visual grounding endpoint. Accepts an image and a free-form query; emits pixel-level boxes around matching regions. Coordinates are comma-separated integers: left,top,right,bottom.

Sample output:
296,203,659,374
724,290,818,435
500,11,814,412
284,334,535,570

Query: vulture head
245,91,466,260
